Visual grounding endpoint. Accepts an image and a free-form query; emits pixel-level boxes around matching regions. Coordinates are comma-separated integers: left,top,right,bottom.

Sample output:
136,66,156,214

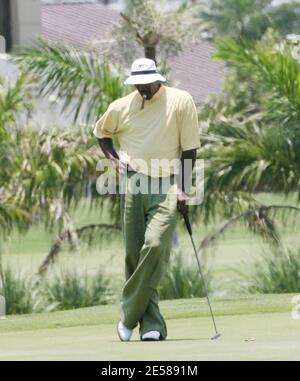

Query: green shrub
0,266,119,314
236,247,300,294
43,268,116,310
0,267,46,315
158,250,212,300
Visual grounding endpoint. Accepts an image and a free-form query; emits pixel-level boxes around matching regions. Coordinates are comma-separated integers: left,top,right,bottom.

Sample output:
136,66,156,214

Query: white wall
0,55,75,130
10,0,41,48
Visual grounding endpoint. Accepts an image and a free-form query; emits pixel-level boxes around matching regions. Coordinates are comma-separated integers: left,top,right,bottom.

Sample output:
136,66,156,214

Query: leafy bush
236,247,300,294
43,268,116,310
0,266,118,314
158,250,212,300
0,267,46,315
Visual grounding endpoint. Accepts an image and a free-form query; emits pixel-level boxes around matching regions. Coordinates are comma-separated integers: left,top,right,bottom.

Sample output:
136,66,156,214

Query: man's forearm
97,138,119,160
97,138,129,175
178,149,197,193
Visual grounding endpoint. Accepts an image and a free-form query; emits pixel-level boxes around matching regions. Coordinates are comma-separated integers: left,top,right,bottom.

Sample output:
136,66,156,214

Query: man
93,58,200,342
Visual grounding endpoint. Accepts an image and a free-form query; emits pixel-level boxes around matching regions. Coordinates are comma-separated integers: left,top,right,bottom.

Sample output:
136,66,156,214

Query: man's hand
111,158,128,175
177,189,189,215
177,148,196,215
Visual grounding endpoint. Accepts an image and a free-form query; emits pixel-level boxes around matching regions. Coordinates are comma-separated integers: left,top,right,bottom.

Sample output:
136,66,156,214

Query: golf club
182,212,221,340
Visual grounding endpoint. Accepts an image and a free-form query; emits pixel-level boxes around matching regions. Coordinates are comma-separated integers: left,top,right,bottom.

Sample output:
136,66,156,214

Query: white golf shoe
117,321,133,342
141,330,161,341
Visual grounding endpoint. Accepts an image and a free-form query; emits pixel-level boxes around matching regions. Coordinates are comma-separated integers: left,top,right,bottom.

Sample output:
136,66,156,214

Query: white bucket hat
124,58,166,85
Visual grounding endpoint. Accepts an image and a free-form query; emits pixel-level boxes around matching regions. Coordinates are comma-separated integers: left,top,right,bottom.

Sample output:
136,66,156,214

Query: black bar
0,0,12,51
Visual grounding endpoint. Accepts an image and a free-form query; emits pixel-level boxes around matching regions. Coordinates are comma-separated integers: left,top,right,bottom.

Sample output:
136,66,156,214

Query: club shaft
189,231,219,336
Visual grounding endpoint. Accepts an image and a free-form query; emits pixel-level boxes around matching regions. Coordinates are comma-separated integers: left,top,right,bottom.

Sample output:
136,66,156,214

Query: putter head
211,333,221,340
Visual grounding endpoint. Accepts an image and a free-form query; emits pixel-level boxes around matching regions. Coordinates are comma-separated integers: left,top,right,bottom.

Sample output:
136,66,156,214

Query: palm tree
196,0,300,41
0,70,121,276
191,31,300,255
0,73,33,237
12,38,127,126
97,0,201,70
9,38,128,223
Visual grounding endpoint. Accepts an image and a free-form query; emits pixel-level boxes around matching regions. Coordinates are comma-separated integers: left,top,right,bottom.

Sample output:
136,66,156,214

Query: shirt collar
149,84,165,102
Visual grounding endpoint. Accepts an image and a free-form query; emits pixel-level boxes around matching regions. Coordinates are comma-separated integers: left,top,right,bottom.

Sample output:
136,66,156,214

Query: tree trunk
144,45,156,64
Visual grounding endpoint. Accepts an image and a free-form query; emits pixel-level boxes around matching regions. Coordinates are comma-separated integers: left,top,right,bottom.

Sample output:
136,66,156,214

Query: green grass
0,294,294,333
0,294,299,360
0,313,298,360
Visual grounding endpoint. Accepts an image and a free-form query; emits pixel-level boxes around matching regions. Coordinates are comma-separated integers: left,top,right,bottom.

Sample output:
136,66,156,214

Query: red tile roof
41,2,225,104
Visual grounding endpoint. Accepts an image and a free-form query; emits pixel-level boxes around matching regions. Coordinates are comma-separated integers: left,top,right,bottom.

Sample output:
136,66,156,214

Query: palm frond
214,37,300,115
10,37,126,125
196,204,300,266
38,223,122,275
200,114,300,199
0,72,33,140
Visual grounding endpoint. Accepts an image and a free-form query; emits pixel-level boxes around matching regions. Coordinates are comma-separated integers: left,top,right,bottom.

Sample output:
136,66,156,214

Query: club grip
183,213,192,236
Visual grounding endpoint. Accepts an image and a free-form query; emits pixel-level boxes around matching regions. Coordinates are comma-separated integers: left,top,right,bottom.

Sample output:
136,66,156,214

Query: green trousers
119,170,178,340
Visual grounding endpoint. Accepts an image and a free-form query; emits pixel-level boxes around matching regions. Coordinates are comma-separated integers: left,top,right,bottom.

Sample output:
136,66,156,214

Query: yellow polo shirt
93,84,201,177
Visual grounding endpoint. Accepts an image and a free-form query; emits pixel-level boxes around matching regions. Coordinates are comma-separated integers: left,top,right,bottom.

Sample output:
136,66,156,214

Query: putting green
0,294,299,361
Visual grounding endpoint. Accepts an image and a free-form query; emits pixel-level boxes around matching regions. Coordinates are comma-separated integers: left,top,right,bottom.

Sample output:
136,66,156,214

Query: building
0,0,41,52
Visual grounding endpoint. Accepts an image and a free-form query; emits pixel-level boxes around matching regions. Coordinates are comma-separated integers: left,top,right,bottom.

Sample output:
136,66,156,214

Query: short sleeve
178,94,201,151
93,102,119,139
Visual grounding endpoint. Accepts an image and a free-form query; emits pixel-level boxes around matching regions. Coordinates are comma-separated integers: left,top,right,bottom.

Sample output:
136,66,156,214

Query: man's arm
97,138,127,174
97,138,119,160
177,148,197,215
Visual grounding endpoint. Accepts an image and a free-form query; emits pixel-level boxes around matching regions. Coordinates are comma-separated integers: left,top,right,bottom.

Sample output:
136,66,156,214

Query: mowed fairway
1,294,300,361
